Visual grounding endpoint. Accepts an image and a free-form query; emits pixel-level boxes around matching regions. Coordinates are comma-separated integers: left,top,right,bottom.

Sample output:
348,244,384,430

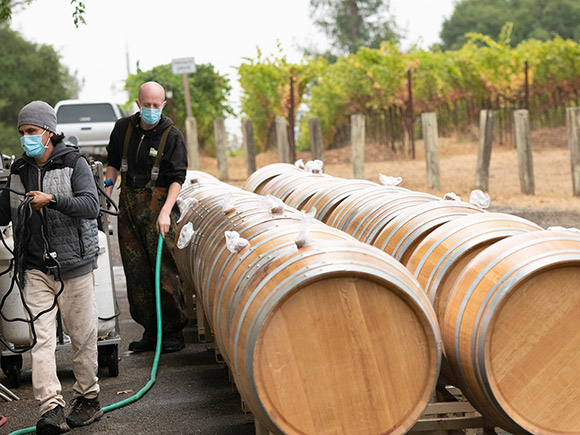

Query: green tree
238,47,324,152
440,0,580,50
125,63,233,156
0,25,79,155
308,0,400,58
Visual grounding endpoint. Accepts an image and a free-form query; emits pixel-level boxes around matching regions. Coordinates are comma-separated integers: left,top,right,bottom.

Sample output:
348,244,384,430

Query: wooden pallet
253,385,502,435
409,400,498,434
253,400,499,435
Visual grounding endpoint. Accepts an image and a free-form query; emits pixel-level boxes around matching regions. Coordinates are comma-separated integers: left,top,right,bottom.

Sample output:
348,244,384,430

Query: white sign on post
171,57,196,75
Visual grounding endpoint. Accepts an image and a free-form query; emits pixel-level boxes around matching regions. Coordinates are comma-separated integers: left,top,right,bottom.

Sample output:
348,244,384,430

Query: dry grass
200,126,580,213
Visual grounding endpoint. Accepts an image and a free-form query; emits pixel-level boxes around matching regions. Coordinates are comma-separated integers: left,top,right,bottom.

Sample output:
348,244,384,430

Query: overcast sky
11,0,454,116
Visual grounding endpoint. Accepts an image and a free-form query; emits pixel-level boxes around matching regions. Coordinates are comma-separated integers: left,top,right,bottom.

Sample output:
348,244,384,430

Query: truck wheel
98,344,119,377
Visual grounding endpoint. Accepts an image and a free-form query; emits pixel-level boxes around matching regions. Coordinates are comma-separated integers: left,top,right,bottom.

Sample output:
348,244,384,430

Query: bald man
105,81,188,353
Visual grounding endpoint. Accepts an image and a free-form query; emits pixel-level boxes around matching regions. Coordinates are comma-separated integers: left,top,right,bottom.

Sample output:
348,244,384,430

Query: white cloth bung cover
443,192,461,201
296,208,316,248
260,194,285,214
177,222,196,249
177,197,199,223
469,190,490,209
225,231,249,253
379,173,402,186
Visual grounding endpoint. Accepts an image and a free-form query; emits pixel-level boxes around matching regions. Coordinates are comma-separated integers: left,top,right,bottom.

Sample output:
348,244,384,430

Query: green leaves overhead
1,0,87,27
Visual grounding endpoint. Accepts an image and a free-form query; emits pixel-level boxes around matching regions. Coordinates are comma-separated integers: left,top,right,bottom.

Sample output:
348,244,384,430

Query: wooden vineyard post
214,119,229,181
308,117,324,161
242,119,257,177
351,113,365,179
514,109,535,195
567,107,580,196
421,112,441,190
185,116,200,171
474,110,495,191
275,116,291,163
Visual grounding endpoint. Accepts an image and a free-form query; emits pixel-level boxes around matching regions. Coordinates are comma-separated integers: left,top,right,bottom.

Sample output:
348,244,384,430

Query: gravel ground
487,205,579,229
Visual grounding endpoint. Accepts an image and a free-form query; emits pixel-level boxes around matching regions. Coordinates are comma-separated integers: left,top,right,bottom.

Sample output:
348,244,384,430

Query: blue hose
9,234,165,434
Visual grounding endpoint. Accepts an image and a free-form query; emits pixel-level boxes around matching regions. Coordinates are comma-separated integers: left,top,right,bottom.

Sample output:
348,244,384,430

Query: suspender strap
120,123,133,187
119,123,171,189
145,126,172,189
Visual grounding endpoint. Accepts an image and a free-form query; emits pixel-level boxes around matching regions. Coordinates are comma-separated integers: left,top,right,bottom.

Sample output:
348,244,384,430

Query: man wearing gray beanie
17,100,58,134
0,101,103,434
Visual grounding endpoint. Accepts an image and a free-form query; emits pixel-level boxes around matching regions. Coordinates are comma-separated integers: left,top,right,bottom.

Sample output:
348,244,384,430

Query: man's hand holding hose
25,191,53,210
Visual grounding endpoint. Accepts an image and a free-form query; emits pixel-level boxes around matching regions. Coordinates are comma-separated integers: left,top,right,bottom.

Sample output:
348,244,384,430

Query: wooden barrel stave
372,201,486,265
344,193,440,244
212,225,352,365
299,180,378,222
325,185,410,229
259,172,330,202
201,213,305,327
284,177,346,210
243,163,304,194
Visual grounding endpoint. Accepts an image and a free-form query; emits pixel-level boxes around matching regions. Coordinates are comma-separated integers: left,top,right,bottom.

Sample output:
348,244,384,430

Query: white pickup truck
55,100,124,158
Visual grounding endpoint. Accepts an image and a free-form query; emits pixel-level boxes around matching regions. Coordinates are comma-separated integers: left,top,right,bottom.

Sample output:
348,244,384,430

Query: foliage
125,63,233,156
0,25,79,155
308,0,400,58
440,0,580,50
1,0,86,27
239,33,580,149
0,121,19,157
71,0,86,27
237,47,325,152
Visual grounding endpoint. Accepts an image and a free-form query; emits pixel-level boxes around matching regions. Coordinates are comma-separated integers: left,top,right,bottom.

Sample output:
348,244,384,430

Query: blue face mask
21,132,49,158
140,107,162,125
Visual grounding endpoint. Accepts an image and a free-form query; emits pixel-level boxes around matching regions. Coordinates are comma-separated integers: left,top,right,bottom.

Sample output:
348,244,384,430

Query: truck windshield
56,103,117,123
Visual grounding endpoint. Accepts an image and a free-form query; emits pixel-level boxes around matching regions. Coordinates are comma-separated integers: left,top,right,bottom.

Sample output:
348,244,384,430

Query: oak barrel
216,235,441,435
298,179,378,222
325,185,409,230
406,212,542,326
243,163,304,194
343,191,440,244
371,201,486,265
442,230,580,434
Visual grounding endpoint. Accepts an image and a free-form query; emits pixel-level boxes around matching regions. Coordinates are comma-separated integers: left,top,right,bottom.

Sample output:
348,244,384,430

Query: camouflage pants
118,186,188,338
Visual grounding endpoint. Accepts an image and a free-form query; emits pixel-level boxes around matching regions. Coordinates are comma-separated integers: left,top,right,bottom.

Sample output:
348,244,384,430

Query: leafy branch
0,0,86,27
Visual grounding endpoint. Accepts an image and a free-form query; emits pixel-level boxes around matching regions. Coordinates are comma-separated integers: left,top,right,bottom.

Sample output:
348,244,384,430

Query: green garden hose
9,234,165,435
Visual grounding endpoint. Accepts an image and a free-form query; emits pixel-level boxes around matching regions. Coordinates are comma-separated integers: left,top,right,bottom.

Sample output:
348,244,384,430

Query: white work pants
23,269,99,415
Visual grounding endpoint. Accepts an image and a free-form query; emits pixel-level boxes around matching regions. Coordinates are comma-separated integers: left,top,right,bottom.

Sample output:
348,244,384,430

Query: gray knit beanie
18,101,57,133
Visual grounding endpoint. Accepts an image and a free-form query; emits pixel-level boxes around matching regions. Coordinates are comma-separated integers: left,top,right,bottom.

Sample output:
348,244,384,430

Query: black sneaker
128,336,156,353
161,334,185,353
66,396,104,428
36,405,70,435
